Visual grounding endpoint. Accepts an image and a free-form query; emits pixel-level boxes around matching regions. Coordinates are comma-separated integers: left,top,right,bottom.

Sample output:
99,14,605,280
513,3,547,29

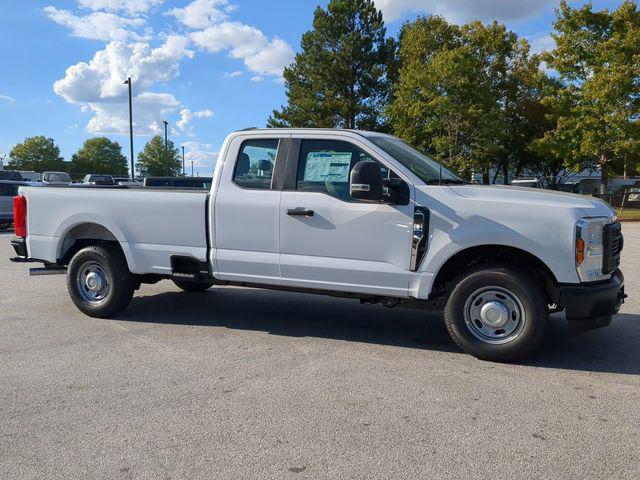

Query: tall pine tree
268,0,395,130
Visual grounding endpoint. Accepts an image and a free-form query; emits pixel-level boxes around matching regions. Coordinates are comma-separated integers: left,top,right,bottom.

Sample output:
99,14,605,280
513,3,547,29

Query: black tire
67,245,135,318
443,265,548,362
172,279,214,292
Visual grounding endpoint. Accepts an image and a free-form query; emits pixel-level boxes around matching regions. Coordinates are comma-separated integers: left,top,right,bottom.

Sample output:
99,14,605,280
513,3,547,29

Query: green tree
70,137,129,176
529,80,586,188
269,0,395,130
8,136,67,172
137,135,181,177
388,17,545,182
541,0,640,192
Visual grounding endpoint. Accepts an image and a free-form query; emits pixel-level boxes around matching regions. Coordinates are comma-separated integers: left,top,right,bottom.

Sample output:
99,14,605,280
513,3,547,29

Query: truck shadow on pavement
120,286,640,375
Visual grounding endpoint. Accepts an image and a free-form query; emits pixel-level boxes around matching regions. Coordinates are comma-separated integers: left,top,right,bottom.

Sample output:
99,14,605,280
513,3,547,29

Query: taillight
13,195,27,238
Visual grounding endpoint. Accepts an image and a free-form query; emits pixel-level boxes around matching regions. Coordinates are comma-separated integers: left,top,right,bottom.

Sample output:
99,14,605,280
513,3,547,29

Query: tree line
5,0,638,188
6,135,182,178
270,0,640,190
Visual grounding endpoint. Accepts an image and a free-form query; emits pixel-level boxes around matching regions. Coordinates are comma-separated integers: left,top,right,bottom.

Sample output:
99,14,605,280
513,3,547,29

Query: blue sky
0,0,622,176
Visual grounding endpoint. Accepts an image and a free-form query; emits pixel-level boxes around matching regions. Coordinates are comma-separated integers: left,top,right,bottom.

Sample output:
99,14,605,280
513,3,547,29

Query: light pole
163,120,169,176
123,78,135,181
182,145,185,177
190,160,194,177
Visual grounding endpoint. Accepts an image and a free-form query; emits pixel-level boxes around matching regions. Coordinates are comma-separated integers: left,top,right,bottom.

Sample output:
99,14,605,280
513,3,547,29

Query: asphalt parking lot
1,226,639,480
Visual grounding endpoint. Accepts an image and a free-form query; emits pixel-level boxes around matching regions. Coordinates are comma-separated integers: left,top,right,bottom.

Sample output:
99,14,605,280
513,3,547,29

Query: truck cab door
279,137,415,297
213,135,289,285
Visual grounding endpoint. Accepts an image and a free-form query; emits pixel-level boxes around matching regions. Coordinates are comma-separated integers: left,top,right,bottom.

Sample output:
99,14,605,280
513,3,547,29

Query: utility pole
190,160,194,177
163,120,169,176
182,145,185,177
123,78,135,181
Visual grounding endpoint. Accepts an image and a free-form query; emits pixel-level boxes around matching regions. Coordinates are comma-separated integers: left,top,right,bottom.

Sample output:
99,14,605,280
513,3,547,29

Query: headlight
575,217,610,282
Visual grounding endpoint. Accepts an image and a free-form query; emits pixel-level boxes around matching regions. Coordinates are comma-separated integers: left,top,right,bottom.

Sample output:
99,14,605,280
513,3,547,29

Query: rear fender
53,214,137,272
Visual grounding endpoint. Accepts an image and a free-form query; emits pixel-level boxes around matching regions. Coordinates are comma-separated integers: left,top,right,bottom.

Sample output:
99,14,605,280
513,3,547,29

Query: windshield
366,136,465,185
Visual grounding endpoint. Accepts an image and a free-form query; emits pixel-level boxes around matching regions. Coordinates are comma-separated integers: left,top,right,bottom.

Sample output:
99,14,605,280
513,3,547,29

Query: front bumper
559,269,625,321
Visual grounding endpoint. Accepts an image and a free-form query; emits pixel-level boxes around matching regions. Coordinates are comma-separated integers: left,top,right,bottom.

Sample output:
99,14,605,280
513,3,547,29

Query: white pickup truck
10,129,625,360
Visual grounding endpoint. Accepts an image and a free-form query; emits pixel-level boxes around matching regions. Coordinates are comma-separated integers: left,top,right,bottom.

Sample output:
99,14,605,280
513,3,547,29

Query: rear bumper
10,236,27,259
559,269,625,321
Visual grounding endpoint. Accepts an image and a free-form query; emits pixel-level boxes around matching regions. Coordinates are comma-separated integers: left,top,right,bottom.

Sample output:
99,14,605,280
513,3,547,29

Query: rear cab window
233,139,280,190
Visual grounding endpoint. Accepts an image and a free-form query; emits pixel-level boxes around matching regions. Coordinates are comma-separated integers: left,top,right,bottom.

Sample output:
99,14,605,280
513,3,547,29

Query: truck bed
22,186,209,275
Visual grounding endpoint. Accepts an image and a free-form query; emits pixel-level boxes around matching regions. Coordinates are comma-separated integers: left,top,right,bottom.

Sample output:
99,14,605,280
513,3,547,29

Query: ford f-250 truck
10,129,625,361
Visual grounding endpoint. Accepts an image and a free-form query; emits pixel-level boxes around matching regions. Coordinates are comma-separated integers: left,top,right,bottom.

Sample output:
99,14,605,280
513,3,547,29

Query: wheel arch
55,217,135,271
430,244,560,303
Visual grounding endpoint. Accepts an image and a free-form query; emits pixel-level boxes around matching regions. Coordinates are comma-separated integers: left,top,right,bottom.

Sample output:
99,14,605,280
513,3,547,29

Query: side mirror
350,161,384,202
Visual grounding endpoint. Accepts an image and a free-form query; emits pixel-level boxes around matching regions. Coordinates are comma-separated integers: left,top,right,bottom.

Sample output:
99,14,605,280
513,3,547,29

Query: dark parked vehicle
82,174,116,185
0,170,23,181
143,176,213,189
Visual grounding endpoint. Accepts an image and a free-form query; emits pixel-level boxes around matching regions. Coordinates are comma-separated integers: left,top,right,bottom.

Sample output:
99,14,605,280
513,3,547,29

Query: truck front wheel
67,245,135,318
443,266,548,361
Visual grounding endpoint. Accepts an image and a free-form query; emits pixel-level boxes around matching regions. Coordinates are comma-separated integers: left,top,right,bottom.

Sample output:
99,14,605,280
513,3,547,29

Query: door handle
286,208,314,217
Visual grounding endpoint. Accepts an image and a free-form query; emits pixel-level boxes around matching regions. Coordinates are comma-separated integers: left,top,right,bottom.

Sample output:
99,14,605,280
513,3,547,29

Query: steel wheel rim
76,261,110,304
463,286,526,345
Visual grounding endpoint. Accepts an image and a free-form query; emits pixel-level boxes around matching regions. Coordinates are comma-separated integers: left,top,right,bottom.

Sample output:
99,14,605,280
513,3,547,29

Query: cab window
295,139,398,202
233,139,279,190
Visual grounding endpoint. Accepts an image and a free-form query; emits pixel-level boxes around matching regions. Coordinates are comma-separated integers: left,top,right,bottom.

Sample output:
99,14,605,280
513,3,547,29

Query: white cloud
54,36,194,135
0,94,15,103
223,70,243,78
190,22,294,78
182,141,219,175
86,91,180,135
166,0,230,29
44,6,148,42
528,34,555,55
194,109,213,118
374,0,554,24
54,36,193,103
78,0,163,16
177,108,214,135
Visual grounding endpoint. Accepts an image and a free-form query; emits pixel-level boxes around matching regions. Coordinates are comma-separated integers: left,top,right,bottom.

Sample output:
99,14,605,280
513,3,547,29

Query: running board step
30,266,67,276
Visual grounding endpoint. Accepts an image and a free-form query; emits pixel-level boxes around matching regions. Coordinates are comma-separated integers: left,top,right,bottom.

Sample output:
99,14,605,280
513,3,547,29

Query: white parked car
42,171,72,185
10,129,625,361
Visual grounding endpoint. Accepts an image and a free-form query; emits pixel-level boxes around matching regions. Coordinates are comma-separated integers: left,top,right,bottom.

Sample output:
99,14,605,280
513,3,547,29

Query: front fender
410,211,579,299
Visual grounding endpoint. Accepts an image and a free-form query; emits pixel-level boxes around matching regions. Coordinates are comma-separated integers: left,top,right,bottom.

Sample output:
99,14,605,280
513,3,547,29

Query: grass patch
617,208,640,220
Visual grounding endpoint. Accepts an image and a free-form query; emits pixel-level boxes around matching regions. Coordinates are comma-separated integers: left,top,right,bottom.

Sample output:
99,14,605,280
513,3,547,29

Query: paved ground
0,225,639,480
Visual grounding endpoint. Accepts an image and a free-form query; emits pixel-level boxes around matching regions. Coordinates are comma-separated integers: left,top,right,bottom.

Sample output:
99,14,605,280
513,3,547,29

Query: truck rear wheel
172,279,214,292
443,265,548,361
67,245,135,318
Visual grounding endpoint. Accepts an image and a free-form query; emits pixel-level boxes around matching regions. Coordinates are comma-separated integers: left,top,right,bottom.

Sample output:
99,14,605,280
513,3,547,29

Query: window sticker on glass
303,151,352,182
